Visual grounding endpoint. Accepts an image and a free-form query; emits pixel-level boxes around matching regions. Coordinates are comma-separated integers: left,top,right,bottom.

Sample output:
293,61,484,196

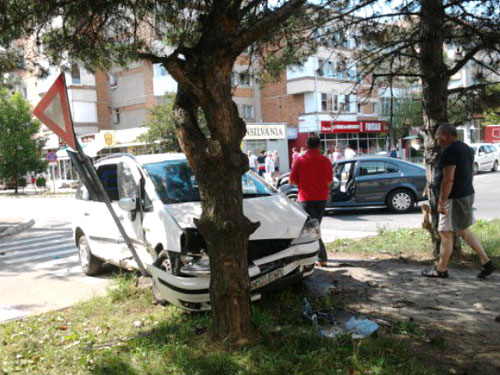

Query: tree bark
173,75,259,340
419,0,448,257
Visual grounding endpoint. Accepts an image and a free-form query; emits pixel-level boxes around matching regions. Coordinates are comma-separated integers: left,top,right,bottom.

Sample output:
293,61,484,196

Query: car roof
95,153,187,166
135,153,186,164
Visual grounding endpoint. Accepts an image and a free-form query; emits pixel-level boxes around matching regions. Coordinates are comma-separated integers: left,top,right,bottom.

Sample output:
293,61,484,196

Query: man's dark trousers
300,200,327,262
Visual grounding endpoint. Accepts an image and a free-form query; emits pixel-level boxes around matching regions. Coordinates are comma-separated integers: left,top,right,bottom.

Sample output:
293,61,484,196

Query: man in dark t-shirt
423,124,495,278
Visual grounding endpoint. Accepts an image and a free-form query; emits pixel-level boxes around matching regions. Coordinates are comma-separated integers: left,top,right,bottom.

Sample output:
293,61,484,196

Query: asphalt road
0,170,499,321
321,170,500,241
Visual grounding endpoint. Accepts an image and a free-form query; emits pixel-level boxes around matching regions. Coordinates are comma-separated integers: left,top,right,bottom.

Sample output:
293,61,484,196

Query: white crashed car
73,153,320,311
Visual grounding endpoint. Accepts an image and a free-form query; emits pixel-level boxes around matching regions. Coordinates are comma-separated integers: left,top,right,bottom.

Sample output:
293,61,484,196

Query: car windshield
144,160,273,204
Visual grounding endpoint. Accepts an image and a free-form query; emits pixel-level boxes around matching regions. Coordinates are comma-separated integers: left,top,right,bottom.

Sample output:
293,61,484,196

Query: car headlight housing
291,218,320,245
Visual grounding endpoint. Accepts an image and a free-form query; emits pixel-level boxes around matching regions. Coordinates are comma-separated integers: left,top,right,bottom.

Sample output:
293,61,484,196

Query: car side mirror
118,197,137,212
478,151,484,156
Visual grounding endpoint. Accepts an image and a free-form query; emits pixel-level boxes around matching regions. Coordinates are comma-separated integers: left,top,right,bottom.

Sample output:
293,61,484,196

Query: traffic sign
33,73,76,150
47,151,58,163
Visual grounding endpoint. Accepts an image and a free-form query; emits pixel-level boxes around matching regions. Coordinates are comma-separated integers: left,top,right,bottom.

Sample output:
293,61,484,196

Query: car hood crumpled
164,194,307,240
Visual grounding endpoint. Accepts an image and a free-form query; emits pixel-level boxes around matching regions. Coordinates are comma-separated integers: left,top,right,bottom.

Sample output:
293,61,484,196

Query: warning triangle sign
34,73,76,149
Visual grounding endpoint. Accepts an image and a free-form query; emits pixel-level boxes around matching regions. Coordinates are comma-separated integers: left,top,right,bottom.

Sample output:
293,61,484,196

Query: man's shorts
438,194,475,232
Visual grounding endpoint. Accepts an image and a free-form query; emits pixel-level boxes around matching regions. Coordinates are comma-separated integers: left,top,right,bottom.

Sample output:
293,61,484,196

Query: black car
278,156,427,213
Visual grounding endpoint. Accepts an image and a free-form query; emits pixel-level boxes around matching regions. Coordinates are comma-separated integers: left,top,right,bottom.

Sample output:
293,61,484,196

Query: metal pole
62,74,148,276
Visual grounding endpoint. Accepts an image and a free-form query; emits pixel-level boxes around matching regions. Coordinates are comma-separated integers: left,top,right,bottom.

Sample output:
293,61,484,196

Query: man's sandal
421,268,449,278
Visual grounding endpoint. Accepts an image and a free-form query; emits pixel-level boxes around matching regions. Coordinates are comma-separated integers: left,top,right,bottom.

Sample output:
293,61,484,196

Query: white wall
72,101,97,123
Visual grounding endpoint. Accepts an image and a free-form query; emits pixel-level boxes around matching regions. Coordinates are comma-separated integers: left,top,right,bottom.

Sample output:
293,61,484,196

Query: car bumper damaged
148,240,319,311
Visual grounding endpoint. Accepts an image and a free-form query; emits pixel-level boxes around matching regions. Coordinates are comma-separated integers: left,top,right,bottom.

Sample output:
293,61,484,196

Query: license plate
250,268,284,290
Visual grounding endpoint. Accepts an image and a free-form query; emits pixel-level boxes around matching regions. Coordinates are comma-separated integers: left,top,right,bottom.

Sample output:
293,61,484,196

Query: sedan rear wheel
492,160,498,172
387,189,414,213
78,234,102,276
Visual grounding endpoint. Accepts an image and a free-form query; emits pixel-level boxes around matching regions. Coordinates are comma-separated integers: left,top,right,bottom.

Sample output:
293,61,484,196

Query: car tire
286,192,298,202
492,160,498,172
78,234,102,276
386,189,414,214
473,163,479,175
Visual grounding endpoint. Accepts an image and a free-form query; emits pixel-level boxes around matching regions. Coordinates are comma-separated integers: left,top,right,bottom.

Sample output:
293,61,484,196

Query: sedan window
359,161,386,176
385,162,399,173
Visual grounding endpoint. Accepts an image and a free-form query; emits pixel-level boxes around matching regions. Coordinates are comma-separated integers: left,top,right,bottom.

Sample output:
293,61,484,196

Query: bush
18,177,26,188
36,176,46,187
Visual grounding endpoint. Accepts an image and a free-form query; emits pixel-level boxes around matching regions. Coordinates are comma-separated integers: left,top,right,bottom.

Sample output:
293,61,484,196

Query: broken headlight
291,218,320,245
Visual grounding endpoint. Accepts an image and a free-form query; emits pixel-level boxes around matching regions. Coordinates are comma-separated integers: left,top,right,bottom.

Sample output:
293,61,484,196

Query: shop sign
244,124,286,140
321,121,386,133
103,132,116,147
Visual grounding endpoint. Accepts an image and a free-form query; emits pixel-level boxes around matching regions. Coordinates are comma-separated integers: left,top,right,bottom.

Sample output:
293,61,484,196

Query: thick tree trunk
173,77,258,340
419,0,448,257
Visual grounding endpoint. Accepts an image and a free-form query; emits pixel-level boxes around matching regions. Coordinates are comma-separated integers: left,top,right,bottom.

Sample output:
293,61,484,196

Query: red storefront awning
321,120,386,133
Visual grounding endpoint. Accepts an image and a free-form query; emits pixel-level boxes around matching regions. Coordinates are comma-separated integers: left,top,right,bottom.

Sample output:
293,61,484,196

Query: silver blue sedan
278,157,427,213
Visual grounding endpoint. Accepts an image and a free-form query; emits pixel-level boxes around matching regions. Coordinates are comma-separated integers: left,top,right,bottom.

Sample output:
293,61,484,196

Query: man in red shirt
290,135,333,266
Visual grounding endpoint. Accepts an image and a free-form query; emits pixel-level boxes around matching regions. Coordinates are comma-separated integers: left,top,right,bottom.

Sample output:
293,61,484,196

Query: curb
0,219,35,239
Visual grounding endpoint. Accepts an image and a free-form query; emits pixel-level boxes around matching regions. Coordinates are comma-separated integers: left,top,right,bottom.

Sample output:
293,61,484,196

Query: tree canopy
0,90,46,193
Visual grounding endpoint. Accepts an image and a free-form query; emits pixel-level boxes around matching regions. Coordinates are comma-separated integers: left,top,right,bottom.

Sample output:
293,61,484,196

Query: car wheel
473,163,479,175
387,189,414,214
286,192,298,202
78,234,102,276
492,160,498,172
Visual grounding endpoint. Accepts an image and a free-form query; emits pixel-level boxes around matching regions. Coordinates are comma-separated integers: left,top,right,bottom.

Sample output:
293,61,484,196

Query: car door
478,145,492,171
355,160,392,203
115,160,155,267
84,162,124,261
329,161,356,206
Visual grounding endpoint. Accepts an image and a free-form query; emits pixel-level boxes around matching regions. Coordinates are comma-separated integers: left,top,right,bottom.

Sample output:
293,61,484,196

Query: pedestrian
344,145,356,159
332,146,342,162
247,150,257,172
389,147,397,158
289,135,333,267
272,150,280,178
291,147,300,168
422,123,495,278
264,151,275,184
257,150,266,177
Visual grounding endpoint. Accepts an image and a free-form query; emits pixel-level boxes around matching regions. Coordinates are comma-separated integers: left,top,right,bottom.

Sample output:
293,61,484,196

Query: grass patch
327,219,500,265
0,276,441,375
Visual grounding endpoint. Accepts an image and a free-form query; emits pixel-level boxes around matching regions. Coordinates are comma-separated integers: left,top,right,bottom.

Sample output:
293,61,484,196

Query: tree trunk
419,0,448,257
173,78,259,341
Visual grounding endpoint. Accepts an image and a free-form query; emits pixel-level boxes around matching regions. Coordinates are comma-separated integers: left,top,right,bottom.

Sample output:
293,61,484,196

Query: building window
71,64,81,85
109,73,117,89
341,94,350,112
381,98,392,114
153,63,168,77
333,95,338,111
241,105,254,119
357,102,362,113
239,71,252,87
372,102,377,113
21,87,27,99
321,93,332,112
113,109,120,124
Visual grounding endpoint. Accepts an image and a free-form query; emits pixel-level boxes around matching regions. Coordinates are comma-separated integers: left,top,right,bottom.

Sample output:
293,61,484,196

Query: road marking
0,242,75,258
2,249,77,265
0,233,71,249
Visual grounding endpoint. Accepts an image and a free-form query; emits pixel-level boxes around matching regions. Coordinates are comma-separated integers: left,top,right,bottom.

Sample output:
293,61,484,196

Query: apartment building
260,45,394,165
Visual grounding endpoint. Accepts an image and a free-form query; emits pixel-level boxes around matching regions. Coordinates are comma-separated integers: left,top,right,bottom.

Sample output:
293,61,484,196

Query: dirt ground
304,253,500,375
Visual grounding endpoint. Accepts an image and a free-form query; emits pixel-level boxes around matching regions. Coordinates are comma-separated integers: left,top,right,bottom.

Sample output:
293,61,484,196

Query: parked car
469,143,499,174
73,153,320,311
278,156,427,213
